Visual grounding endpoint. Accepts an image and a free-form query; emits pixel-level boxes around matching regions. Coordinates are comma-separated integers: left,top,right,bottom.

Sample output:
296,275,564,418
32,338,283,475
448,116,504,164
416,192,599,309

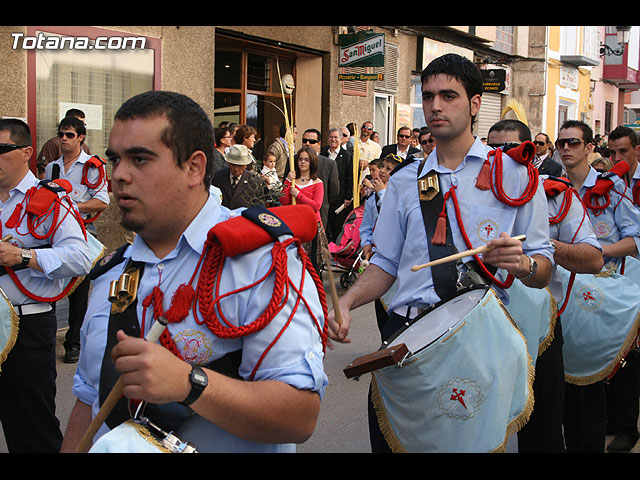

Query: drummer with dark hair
328,54,553,453
555,120,640,453
61,91,328,453
487,119,603,453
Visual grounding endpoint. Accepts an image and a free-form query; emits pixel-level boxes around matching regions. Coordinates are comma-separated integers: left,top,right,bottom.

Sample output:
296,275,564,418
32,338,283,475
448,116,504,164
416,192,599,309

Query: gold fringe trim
123,420,173,453
370,289,536,453
565,310,640,385
0,293,19,375
536,287,557,357
370,373,407,453
494,290,536,453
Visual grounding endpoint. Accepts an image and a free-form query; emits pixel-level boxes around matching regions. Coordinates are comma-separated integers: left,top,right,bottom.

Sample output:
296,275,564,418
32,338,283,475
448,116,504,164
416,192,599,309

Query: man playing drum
61,91,328,453
556,120,640,452
604,125,640,452
0,119,92,452
487,119,603,453
328,54,554,453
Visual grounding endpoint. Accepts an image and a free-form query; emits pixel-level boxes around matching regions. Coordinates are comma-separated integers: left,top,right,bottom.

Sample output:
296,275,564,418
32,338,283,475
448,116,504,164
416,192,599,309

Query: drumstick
2,235,12,242
74,316,169,453
410,234,527,272
321,247,342,325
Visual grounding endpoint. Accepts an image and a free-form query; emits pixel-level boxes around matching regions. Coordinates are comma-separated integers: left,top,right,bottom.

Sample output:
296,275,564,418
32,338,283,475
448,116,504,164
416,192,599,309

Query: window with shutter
374,43,399,94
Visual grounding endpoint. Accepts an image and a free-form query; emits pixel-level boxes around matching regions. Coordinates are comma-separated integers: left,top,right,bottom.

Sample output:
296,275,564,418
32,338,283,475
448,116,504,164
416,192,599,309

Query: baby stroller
327,205,366,289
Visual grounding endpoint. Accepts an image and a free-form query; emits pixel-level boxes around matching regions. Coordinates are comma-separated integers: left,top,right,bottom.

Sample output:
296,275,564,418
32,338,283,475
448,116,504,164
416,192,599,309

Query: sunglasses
362,126,373,131
398,134,412,139
421,138,434,145
57,131,77,139
488,142,521,149
555,138,583,148
302,138,318,144
533,140,547,146
0,143,29,154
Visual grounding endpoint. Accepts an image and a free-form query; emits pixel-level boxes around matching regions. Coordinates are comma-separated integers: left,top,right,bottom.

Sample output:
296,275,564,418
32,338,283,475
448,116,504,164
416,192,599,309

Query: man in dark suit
212,144,266,210
321,128,354,242
534,132,563,176
380,126,421,161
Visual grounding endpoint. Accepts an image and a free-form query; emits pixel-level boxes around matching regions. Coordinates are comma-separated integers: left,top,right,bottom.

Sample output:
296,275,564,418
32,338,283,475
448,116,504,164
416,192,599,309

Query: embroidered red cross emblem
583,291,596,302
450,388,467,409
484,224,493,236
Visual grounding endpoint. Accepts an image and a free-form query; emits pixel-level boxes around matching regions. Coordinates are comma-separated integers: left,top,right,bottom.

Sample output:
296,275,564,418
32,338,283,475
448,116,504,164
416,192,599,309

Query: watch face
193,369,208,386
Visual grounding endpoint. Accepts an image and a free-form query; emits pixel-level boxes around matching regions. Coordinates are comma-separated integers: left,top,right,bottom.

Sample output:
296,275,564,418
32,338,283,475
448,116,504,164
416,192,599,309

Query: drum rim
381,284,489,352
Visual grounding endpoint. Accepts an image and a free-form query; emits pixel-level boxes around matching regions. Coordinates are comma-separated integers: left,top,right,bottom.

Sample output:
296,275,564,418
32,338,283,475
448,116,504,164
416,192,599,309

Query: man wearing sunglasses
44,116,109,365
0,119,92,452
35,109,91,179
556,120,640,453
358,121,382,163
488,119,603,453
533,133,563,176
417,127,435,158
380,126,421,161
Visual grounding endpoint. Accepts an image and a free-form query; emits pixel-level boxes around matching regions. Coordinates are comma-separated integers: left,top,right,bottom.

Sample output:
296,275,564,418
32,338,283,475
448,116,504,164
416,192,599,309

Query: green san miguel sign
339,31,385,68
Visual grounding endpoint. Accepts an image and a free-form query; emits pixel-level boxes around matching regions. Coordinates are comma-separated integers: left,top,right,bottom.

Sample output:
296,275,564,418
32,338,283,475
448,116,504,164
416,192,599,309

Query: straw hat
225,144,252,165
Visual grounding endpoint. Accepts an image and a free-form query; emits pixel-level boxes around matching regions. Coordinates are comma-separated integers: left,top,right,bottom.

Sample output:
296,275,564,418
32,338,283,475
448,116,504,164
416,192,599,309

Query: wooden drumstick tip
1,235,12,242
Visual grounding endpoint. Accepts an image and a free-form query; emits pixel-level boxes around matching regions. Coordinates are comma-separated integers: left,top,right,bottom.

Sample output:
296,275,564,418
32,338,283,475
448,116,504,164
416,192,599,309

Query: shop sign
339,32,385,68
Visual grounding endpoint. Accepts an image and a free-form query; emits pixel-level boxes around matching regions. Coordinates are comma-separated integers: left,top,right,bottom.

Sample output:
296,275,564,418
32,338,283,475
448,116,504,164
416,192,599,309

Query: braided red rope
488,147,539,207
4,190,88,303
139,235,328,381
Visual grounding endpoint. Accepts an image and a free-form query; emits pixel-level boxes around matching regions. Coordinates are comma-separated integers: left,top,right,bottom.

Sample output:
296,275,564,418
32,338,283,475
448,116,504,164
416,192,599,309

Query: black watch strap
180,365,208,406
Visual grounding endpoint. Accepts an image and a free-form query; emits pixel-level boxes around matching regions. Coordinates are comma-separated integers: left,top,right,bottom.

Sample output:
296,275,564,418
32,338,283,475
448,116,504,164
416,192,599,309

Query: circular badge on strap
258,213,282,228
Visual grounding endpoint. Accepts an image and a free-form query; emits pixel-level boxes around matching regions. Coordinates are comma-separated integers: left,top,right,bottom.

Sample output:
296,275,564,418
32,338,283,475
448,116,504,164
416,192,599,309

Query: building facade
2,25,636,249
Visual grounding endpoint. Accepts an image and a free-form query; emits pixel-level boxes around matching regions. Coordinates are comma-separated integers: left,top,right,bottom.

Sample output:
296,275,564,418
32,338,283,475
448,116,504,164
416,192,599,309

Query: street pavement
1,282,638,453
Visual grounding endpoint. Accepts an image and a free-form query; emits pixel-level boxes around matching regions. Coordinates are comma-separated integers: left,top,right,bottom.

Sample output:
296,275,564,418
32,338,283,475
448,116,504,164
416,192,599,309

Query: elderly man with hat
211,144,266,210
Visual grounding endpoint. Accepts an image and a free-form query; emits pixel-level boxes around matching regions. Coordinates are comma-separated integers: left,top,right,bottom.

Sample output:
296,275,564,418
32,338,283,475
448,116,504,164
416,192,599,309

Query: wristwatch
180,365,208,406
517,255,537,280
20,248,32,267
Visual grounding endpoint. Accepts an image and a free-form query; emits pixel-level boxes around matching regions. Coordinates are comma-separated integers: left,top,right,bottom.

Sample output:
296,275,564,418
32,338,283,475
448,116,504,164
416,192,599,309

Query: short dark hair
303,128,321,139
294,146,318,180
64,108,86,119
114,90,215,189
608,125,638,148
58,116,87,139
369,158,384,168
233,124,257,145
535,132,551,144
488,119,532,142
0,118,31,146
559,120,594,145
421,53,483,101
214,126,231,145
421,53,483,129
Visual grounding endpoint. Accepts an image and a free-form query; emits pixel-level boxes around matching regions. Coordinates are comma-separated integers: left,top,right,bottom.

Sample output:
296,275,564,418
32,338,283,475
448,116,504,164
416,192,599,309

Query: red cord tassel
475,159,491,190
165,283,195,323
5,203,22,229
432,211,448,245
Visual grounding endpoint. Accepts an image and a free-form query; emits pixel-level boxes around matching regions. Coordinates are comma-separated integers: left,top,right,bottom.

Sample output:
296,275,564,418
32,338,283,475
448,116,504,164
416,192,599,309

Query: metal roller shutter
475,92,503,140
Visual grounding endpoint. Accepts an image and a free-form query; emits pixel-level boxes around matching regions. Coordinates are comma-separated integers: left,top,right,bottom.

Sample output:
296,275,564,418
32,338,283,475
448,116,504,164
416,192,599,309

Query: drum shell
371,288,533,453
558,262,640,385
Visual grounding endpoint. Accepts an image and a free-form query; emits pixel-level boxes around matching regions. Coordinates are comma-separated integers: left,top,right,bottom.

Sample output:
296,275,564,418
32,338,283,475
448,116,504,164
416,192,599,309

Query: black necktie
231,177,239,191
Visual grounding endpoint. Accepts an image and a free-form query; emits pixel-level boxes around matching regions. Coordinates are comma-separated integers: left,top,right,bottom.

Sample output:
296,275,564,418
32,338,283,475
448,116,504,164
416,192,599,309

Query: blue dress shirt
73,195,328,452
370,137,553,312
